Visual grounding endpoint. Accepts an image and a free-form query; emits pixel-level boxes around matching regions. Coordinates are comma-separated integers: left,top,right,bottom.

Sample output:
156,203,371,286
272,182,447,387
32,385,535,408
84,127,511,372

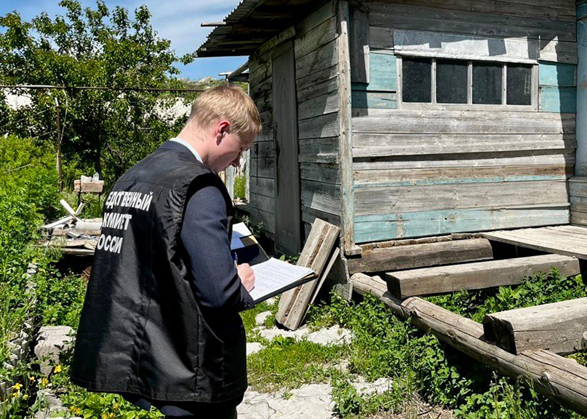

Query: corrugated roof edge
196,0,263,57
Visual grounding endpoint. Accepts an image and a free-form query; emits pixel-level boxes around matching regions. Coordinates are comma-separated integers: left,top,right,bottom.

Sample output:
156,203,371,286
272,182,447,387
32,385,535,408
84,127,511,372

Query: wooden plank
249,157,274,179
572,211,587,226
249,176,274,198
368,52,396,91
367,3,576,42
354,207,569,242
369,26,393,49
387,254,580,299
352,115,576,134
354,180,569,215
74,180,104,193
299,112,340,139
364,0,575,21
298,90,339,121
352,153,575,171
540,86,577,113
297,74,339,103
347,238,493,274
300,163,340,185
299,136,339,158
483,297,587,355
352,91,397,109
295,0,336,36
393,30,539,63
273,40,301,255
301,180,340,216
296,65,338,91
349,6,369,83
301,205,341,228
353,133,575,157
295,39,339,80
539,62,577,87
309,247,341,307
276,219,340,330
337,0,355,253
539,39,577,64
294,16,337,59
482,227,587,259
249,192,275,215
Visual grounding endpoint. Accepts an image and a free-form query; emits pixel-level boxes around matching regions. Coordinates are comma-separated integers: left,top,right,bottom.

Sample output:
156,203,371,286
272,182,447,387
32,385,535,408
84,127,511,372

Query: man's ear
216,120,231,144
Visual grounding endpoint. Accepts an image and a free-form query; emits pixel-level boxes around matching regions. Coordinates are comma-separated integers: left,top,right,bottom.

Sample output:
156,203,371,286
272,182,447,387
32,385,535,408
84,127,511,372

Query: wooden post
337,1,357,255
55,100,63,192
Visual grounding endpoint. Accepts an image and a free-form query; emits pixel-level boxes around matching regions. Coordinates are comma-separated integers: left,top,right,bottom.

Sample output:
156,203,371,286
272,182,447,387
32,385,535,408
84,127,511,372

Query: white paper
231,222,253,250
249,258,314,302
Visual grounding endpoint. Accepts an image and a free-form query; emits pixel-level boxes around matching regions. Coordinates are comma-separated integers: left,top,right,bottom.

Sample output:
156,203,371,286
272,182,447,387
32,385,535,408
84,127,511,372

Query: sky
0,0,247,81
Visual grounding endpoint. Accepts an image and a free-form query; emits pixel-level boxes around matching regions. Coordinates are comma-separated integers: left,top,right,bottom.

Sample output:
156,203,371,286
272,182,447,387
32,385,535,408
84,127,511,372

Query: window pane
402,58,431,103
473,63,502,104
507,64,532,105
436,59,468,104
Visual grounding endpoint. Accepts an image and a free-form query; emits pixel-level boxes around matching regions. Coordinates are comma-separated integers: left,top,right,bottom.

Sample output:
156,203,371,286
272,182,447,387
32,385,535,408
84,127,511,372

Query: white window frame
397,56,539,111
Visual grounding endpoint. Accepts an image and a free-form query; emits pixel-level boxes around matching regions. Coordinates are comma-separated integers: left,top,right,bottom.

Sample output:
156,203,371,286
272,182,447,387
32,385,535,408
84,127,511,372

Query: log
483,297,587,355
350,275,587,417
386,254,580,299
402,297,587,416
350,273,408,319
276,219,340,330
348,238,493,274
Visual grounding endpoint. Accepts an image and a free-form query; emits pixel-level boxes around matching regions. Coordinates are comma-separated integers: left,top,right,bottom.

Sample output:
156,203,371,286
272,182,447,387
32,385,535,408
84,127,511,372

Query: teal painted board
352,91,397,109
354,174,566,189
578,3,587,19
539,63,576,87
354,207,569,242
540,86,577,113
369,53,397,92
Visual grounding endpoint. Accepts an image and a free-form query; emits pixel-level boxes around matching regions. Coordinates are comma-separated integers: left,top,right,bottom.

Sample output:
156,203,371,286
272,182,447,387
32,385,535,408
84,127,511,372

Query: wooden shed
197,0,580,261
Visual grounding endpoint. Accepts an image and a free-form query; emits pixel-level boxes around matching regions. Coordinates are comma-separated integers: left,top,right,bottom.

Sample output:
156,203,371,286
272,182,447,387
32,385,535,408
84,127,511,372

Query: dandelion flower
54,365,62,374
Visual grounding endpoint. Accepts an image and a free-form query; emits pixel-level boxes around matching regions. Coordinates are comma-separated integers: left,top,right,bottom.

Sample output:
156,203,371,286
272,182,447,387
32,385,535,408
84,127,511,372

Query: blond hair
188,85,262,137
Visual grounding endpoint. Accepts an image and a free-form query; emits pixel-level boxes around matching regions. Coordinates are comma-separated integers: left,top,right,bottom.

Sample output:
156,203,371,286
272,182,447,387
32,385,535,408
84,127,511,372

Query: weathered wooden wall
351,0,577,243
247,1,341,239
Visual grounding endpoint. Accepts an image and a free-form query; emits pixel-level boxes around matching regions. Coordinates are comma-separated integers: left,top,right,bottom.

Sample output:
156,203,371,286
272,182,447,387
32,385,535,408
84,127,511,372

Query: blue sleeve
180,186,254,312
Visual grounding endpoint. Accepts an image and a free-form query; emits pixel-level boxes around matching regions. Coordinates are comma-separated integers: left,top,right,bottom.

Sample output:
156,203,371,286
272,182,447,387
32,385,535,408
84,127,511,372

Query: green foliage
0,0,198,186
0,136,61,380
309,274,586,418
234,173,246,200
247,337,348,393
428,268,586,323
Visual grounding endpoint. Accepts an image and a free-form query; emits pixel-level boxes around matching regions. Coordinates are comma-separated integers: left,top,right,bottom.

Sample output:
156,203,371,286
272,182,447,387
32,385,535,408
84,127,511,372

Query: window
401,57,534,107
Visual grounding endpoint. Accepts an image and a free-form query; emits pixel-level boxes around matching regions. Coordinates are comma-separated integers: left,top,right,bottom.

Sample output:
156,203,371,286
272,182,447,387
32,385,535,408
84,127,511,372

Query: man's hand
237,263,255,292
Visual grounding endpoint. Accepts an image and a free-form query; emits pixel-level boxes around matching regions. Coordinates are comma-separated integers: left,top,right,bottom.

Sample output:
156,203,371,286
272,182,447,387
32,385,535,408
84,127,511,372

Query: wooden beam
348,238,493,274
483,297,587,355
337,1,355,254
386,254,581,299
276,219,340,330
351,274,587,417
349,6,369,83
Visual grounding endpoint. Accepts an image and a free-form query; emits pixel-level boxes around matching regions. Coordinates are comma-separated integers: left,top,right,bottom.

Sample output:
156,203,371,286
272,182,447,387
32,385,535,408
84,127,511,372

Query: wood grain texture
276,219,340,330
386,254,580,299
347,238,493,274
482,225,587,259
483,297,587,355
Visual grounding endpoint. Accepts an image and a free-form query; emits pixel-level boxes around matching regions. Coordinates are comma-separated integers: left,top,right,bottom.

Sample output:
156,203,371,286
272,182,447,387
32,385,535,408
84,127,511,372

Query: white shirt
170,137,203,164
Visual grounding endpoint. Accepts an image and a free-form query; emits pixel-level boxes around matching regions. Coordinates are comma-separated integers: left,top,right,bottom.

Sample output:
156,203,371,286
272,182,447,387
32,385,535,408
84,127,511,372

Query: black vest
70,142,247,402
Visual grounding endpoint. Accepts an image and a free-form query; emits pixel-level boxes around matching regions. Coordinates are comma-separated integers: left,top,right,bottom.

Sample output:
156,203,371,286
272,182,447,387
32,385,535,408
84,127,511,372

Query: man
70,85,262,418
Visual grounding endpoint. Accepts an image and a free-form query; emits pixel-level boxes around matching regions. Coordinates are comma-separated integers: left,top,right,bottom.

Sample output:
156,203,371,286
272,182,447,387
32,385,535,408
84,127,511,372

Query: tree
0,0,198,185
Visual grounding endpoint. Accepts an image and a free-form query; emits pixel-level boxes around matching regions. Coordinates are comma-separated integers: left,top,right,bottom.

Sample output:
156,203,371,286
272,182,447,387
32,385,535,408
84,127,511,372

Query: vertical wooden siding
247,1,342,238
294,1,342,238
352,0,576,243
